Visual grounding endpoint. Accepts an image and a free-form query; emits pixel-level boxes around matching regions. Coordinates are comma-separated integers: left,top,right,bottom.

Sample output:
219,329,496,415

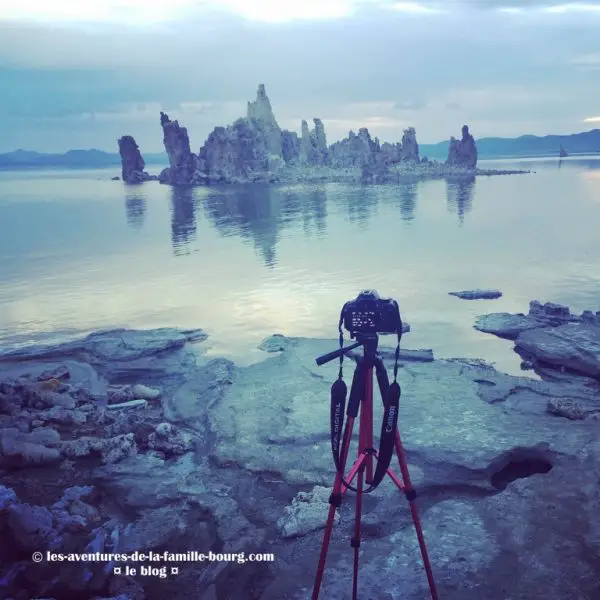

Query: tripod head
315,333,379,366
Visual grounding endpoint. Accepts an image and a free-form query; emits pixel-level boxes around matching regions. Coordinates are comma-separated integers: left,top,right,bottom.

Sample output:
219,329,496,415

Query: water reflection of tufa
398,183,417,222
203,184,328,268
170,187,197,255
446,175,476,225
337,186,378,228
124,193,147,230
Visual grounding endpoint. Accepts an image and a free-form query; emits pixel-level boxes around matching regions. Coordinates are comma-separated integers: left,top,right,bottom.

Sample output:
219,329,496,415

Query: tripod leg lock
350,537,360,548
329,493,342,507
404,488,417,501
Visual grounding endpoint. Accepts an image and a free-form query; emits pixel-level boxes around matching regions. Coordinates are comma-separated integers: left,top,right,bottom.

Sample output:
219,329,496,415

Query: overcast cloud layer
0,0,599,152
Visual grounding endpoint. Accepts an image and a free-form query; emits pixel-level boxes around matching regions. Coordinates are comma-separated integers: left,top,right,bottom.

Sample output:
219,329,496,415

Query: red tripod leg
312,415,357,600
393,430,439,600
351,465,365,600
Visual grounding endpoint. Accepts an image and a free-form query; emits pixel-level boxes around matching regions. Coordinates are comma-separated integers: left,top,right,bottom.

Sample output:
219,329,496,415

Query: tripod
312,332,438,600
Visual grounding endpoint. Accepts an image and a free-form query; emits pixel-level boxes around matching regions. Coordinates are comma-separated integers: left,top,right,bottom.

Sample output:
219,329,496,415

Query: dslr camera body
341,290,402,337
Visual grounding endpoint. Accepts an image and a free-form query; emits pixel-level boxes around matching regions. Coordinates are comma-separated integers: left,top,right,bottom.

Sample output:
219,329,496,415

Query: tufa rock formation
329,128,380,168
195,85,330,182
330,126,419,171
246,83,283,157
400,127,419,162
159,112,198,185
143,84,489,186
117,136,156,183
194,85,285,183
281,129,300,164
446,125,478,168
196,118,276,184
380,141,403,164
299,119,329,166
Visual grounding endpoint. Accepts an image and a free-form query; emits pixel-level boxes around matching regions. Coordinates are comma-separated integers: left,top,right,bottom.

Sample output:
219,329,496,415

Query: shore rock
6,502,58,551
516,323,600,379
0,427,62,469
277,486,339,538
60,433,137,464
0,327,207,363
130,384,161,401
117,136,156,184
146,422,193,456
476,300,600,380
447,125,478,168
449,289,502,300
474,300,579,339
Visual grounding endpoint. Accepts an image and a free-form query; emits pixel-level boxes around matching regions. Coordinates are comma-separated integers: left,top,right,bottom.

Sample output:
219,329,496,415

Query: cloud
0,0,599,151
450,0,600,9
0,0,197,25
0,0,421,25
387,1,443,13
545,2,600,13
393,99,429,111
572,52,600,68
2,0,600,28
583,116,600,123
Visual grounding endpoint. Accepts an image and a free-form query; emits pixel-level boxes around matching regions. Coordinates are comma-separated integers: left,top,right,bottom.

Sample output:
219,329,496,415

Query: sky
0,0,599,152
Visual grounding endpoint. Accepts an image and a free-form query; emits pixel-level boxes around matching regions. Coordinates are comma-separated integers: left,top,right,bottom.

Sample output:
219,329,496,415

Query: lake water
1,156,599,377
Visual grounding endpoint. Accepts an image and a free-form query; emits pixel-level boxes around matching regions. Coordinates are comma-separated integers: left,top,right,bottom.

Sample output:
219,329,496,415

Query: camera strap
330,315,348,474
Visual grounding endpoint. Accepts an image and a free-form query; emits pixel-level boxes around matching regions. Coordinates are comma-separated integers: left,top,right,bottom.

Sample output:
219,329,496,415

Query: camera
341,290,402,336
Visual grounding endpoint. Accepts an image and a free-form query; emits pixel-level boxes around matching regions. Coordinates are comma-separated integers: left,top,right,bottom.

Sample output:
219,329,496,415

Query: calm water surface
1,156,599,376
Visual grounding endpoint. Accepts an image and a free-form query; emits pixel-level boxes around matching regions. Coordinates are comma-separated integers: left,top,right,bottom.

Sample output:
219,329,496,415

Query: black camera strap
330,315,348,473
366,350,400,492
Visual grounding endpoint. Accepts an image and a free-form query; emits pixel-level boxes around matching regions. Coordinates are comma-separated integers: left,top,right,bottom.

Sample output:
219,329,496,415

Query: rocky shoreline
1,302,599,600
116,84,530,186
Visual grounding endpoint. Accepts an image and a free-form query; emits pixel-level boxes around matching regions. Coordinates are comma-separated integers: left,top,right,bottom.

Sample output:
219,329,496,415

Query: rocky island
1,298,599,600
117,84,528,186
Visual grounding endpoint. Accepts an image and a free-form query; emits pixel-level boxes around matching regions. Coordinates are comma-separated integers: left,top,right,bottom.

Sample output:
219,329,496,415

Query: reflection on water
302,189,327,237
446,176,476,225
124,193,146,230
204,185,282,267
399,183,417,222
170,187,197,255
158,177,476,260
345,186,378,227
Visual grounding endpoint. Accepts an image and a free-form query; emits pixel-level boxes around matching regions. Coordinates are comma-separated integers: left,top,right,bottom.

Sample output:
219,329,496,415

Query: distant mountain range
419,128,600,160
1,129,599,169
0,149,169,169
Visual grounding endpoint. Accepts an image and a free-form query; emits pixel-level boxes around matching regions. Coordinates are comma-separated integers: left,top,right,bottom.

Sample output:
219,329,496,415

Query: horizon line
3,126,600,155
